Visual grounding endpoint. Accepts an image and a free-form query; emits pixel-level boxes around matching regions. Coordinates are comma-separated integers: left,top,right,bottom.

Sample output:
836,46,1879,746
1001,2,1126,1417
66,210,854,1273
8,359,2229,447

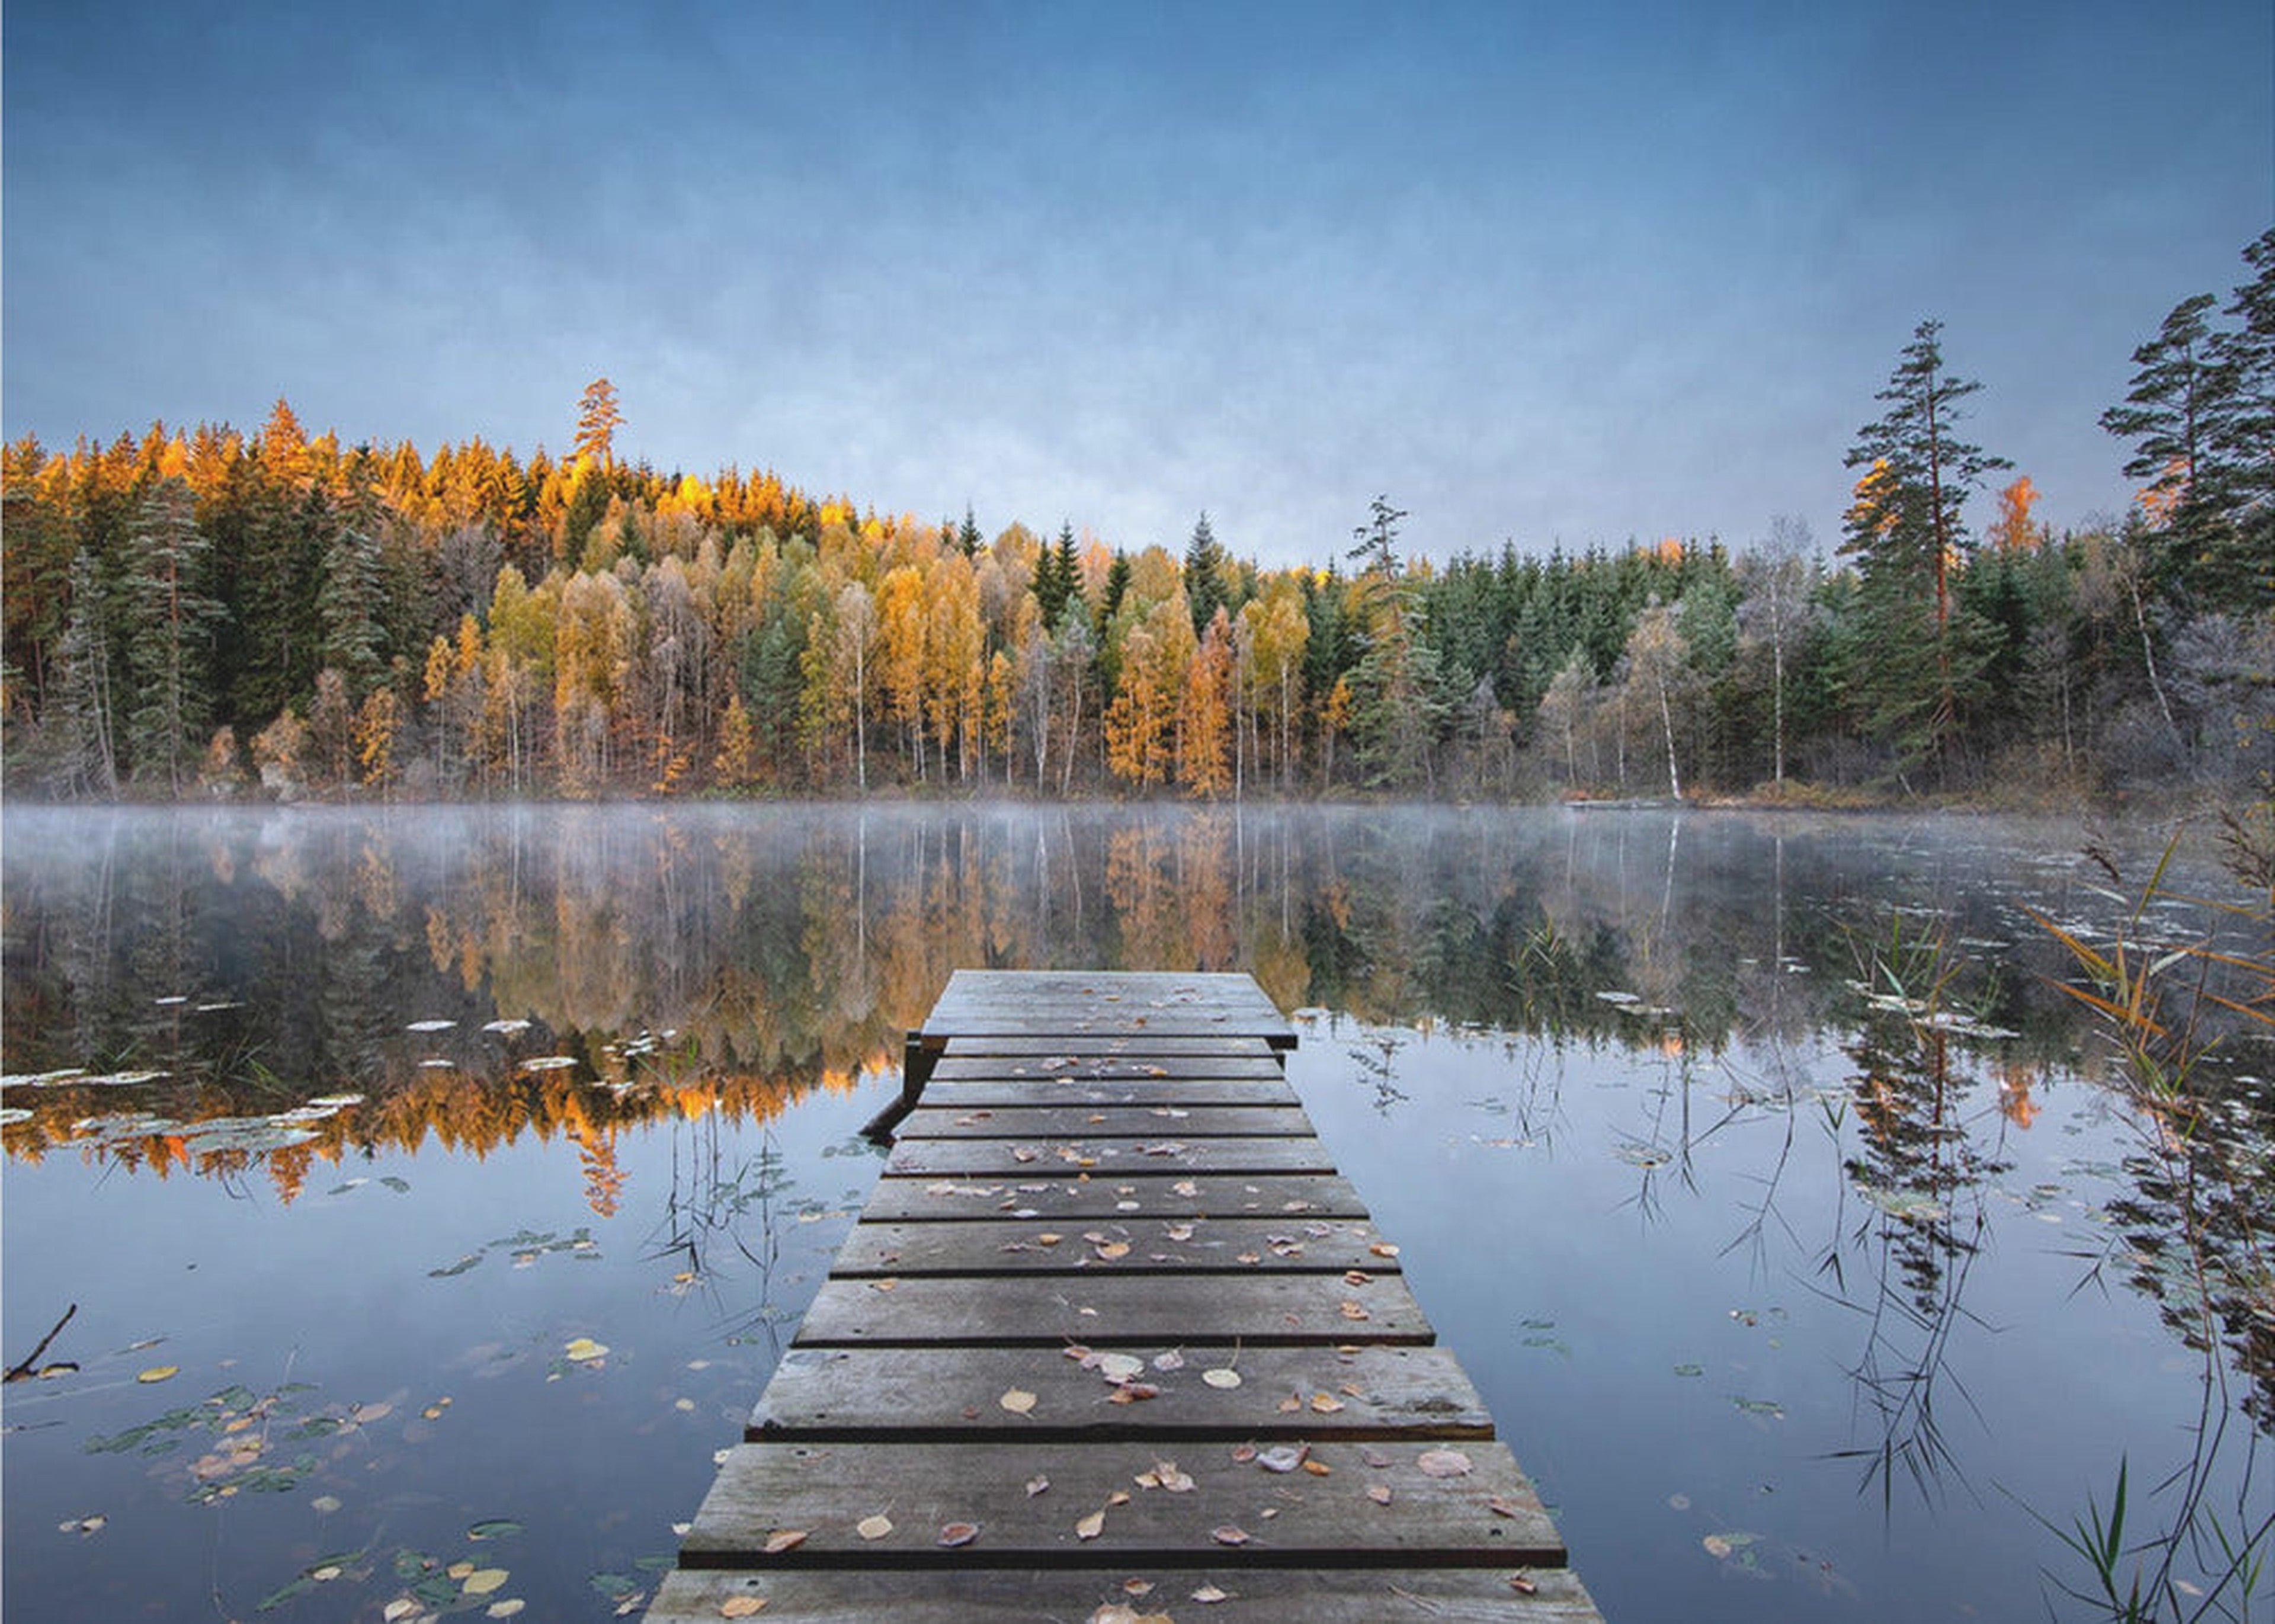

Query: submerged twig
4,1302,79,1382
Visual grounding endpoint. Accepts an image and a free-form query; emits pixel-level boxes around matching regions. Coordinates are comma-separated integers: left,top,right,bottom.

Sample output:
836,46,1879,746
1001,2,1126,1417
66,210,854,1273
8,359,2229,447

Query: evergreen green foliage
118,477,225,795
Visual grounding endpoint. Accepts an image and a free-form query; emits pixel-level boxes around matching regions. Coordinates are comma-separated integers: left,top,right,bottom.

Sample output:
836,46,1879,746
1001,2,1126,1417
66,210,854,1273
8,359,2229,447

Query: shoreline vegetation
4,234,2268,813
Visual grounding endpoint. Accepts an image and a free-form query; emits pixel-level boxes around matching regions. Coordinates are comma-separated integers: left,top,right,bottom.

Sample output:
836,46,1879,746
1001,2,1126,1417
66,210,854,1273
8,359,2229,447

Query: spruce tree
1184,511,1228,636
118,476,224,794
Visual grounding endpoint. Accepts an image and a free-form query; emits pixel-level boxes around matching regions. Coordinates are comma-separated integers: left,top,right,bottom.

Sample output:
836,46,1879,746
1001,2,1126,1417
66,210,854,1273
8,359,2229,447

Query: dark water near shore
4,803,2270,1621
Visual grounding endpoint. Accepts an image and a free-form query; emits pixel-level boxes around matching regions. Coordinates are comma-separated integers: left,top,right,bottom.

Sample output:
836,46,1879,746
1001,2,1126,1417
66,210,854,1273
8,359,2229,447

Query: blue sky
5,1,2269,568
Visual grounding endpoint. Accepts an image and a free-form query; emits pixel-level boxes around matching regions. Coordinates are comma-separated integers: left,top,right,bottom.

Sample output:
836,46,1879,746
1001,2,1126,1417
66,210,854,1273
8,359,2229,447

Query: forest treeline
4,232,2268,804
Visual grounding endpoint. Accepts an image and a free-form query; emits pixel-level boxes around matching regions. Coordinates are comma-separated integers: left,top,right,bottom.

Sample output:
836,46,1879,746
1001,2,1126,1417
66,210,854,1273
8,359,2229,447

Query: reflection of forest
0,805,2207,1187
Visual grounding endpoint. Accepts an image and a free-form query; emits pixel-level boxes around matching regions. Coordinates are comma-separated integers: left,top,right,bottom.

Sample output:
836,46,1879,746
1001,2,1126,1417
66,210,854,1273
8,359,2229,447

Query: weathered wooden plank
681,1439,1562,1568
899,1104,1316,1141
886,1136,1337,1178
920,1077,1303,1110
794,1273,1433,1347
928,1053,1289,1081
750,1343,1491,1443
831,1216,1398,1277
928,1035,1280,1058
651,1565,1603,1622
861,1171,1371,1223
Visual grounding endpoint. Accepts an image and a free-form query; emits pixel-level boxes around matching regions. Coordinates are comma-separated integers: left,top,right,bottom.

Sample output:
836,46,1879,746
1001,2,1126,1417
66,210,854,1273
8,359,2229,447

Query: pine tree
1347,495,1407,577
573,378,624,470
1032,522,1075,627
957,505,983,558
1840,319,2010,780
118,476,224,794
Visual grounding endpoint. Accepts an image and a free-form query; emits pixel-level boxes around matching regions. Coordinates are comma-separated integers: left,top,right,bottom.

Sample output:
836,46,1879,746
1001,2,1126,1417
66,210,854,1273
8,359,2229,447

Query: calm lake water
4,803,2270,1622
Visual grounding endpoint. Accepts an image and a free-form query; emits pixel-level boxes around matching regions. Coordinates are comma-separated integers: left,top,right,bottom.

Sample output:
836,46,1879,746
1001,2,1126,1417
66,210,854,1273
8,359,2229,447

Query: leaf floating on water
468,1519,523,1540
937,1522,979,1547
856,1514,893,1540
406,1020,457,1033
137,1366,179,1384
1415,1449,1473,1478
1702,1534,1733,1558
1201,1367,1241,1389
563,1338,609,1363
57,1515,107,1536
486,1602,526,1619
761,1529,807,1555
463,1569,510,1596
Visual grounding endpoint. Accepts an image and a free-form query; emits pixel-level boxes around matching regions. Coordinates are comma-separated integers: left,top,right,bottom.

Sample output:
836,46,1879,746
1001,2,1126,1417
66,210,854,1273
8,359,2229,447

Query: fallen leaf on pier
1310,1393,1344,1413
1416,1449,1473,1478
1212,1524,1251,1545
1367,1485,1393,1505
1025,1475,1049,1497
857,1514,892,1540
761,1530,806,1555
1201,1367,1241,1389
1075,1510,1106,1540
718,1597,767,1617
1488,1495,1524,1519
937,1522,979,1546
1257,1444,1307,1473
1369,1242,1401,1258
999,1389,1037,1415
1191,1582,1229,1601
1508,1573,1539,1596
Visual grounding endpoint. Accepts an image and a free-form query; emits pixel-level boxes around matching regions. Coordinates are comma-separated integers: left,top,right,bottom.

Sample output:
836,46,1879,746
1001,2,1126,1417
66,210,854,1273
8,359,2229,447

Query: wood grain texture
793,1273,1434,1348
830,1215,1397,1277
860,1171,1373,1223
898,1104,1316,1141
681,1439,1563,1568
749,1343,1492,1443
886,1136,1337,1178
651,1565,1603,1621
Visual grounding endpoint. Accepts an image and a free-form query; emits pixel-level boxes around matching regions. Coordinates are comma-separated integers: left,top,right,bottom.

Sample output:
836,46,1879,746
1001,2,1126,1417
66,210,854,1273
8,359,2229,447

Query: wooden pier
648,972,1601,1620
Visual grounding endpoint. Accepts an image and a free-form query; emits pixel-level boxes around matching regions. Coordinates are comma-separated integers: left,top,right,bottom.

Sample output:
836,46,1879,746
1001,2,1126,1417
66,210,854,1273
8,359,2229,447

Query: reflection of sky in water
4,1074,889,1620
2,804,2267,1621
1293,1016,2256,1621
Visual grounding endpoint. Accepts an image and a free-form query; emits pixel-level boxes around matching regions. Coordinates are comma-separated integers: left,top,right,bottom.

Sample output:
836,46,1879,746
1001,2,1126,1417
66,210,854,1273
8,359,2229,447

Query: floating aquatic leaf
1672,1363,1703,1378
564,1337,608,1363
856,1514,893,1540
463,1569,509,1596
486,1602,526,1619
937,1521,979,1546
311,1495,342,1514
137,1366,180,1383
467,1519,523,1540
379,1176,410,1193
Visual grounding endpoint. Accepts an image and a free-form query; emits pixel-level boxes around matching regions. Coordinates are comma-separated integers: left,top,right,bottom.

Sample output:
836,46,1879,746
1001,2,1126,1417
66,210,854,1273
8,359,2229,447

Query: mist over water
4,803,2268,1620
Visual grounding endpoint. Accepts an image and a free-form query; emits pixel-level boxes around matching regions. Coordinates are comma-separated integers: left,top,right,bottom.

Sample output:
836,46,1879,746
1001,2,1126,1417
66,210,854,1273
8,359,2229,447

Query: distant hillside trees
3,235,2270,805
